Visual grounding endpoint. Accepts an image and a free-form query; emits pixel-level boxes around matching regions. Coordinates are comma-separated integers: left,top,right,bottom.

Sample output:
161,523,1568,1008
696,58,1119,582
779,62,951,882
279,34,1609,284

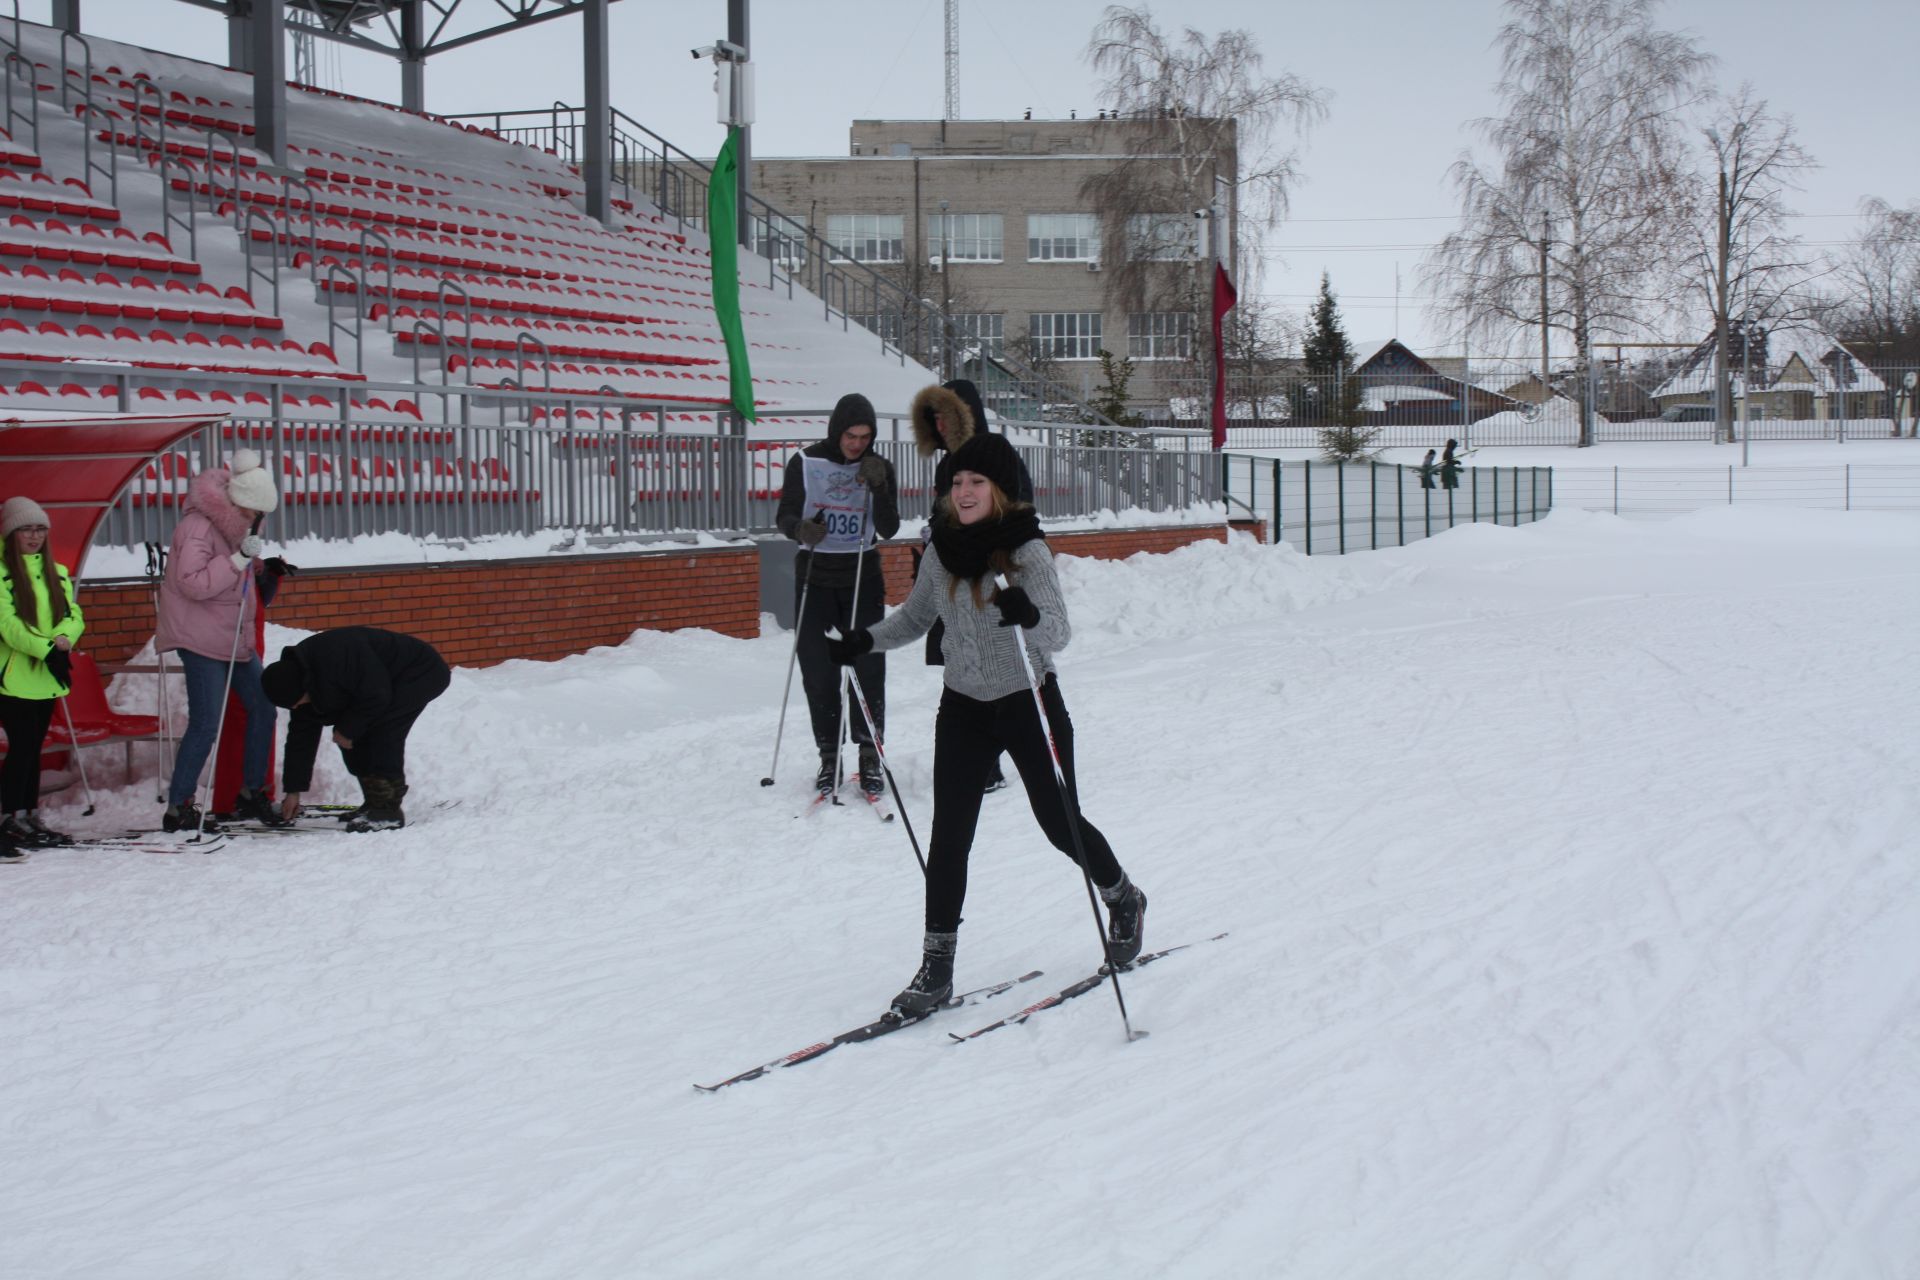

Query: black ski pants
795,575,885,754
340,663,450,783
0,693,55,812
923,676,1123,934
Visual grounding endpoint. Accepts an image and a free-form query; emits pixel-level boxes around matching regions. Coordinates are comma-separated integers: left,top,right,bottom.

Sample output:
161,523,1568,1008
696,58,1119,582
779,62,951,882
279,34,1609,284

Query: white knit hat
226,448,279,514
1,494,51,539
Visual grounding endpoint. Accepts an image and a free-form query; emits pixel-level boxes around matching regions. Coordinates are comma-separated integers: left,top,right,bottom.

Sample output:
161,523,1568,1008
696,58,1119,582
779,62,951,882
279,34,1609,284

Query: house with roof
1350,339,1520,425
1654,327,1888,421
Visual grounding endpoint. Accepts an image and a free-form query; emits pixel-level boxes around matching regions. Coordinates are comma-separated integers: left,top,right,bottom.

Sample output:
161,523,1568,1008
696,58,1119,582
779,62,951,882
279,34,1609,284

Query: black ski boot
161,801,209,834
231,787,291,828
889,931,957,1019
346,777,407,832
858,745,884,797
814,753,837,797
982,760,1008,794
1101,875,1148,968
0,824,23,863
7,812,72,847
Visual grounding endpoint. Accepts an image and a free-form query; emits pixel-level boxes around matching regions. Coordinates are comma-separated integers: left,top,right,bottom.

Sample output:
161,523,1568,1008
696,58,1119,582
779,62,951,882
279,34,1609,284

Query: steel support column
400,0,425,113
728,0,750,249
250,0,287,167
582,0,611,224
228,1,251,72
51,1,81,33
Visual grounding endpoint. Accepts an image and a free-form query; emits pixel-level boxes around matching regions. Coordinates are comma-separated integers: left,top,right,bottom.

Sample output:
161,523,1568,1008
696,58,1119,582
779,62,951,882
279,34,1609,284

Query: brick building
748,115,1240,415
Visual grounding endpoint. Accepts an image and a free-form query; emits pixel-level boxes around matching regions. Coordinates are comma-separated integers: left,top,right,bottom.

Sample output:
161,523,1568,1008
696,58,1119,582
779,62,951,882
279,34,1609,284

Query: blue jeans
168,650,275,806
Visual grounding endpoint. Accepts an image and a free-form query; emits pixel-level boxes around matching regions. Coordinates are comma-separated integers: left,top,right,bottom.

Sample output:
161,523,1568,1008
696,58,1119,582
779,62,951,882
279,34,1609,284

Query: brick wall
78,545,759,668
78,522,1259,667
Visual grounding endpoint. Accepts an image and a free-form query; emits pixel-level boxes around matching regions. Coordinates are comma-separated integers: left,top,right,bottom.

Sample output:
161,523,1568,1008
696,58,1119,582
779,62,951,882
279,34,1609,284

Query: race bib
800,456,870,553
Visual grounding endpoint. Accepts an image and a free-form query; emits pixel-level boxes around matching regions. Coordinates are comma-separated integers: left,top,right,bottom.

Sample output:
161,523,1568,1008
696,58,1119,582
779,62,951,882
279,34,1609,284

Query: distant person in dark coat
773,392,901,797
910,379,1036,795
1439,439,1463,491
260,627,451,832
1418,448,1438,490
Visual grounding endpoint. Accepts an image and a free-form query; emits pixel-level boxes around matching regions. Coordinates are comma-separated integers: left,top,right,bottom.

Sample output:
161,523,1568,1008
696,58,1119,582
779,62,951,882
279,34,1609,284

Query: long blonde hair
4,529,69,630
938,480,1031,607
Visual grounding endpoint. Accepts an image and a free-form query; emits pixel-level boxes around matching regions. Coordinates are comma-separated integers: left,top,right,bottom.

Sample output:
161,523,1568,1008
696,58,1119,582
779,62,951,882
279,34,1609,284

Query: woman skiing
826,432,1146,1018
0,495,85,854
909,378,1035,794
154,449,286,831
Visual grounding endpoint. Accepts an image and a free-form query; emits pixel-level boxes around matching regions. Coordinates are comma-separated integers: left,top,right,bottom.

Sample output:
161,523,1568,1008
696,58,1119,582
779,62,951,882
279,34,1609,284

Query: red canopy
1,410,228,573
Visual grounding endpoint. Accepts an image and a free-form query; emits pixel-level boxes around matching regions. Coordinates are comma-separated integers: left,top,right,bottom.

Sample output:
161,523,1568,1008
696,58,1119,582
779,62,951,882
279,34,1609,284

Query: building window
944,312,1005,360
1128,312,1193,360
1126,213,1201,261
752,213,808,269
1028,312,1103,360
926,213,1004,263
849,312,906,346
826,213,904,264
1027,213,1101,262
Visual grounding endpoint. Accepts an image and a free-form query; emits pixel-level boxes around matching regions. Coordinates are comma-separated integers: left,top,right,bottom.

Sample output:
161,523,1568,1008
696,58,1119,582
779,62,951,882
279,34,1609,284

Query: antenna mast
944,0,960,119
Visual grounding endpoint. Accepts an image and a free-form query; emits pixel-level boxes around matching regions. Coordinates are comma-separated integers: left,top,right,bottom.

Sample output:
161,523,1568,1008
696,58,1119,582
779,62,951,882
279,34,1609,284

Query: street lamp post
938,198,952,381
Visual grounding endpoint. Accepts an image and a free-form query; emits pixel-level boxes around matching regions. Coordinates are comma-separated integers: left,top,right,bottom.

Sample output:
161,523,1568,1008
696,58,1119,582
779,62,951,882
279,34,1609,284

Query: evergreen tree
1299,274,1375,459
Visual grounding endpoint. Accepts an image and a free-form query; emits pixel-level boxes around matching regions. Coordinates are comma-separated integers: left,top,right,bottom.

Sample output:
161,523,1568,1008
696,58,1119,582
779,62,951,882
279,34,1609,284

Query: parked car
1659,404,1716,422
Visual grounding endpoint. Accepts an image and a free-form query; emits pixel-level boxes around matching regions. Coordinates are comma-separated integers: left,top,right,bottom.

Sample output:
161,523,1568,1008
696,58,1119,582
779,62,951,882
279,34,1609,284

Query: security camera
692,45,716,59
1193,208,1211,219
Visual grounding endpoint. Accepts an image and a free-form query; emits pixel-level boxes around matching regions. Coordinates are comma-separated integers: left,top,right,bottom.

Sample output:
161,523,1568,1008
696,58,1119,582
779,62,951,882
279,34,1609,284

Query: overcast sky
51,1,1920,357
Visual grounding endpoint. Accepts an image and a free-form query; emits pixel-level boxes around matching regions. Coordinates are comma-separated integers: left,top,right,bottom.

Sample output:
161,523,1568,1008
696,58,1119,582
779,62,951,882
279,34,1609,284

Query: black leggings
923,676,1123,933
0,693,55,812
795,575,885,753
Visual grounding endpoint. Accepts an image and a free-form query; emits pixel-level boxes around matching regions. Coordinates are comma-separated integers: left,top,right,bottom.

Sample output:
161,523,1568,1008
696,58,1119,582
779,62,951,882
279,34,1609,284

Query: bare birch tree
1421,0,1712,445
1823,198,1920,370
1079,5,1325,390
1675,86,1818,440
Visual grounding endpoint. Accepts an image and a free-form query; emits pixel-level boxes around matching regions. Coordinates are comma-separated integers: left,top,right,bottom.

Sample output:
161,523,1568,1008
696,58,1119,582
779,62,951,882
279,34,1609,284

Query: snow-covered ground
6,507,1919,1278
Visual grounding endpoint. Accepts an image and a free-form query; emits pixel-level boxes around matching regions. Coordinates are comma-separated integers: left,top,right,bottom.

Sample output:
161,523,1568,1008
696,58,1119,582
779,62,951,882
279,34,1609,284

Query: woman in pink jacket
154,449,286,831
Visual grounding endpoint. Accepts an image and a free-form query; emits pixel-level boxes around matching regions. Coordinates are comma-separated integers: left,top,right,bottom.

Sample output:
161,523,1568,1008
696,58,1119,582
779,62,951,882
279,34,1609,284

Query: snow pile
5,507,1919,1277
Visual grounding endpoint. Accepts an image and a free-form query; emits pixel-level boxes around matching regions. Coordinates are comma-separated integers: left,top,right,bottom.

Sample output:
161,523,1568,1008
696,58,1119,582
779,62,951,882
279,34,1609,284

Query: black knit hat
947,432,1025,500
259,655,306,708
826,392,877,445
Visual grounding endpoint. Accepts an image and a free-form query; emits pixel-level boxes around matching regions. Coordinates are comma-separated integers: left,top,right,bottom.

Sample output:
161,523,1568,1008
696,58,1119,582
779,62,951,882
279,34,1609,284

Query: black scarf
930,508,1044,582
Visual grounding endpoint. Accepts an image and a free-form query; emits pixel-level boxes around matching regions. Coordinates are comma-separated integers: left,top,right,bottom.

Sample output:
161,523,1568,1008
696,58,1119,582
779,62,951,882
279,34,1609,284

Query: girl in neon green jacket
0,496,85,854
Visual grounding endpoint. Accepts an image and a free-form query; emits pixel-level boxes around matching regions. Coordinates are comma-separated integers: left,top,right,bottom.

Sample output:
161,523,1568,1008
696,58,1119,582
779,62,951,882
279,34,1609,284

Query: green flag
707,127,756,422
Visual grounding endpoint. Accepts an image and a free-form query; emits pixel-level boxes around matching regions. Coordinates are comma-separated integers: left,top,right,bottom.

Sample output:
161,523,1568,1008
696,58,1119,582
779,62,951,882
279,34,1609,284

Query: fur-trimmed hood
184,463,256,549
910,384,977,458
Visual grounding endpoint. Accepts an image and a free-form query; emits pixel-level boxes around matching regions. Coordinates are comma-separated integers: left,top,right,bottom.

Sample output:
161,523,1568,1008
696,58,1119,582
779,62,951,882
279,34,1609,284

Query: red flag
1210,262,1237,449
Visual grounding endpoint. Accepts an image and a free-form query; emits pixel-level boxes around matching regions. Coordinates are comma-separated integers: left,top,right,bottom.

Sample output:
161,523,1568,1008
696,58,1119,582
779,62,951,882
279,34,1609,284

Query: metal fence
1143,362,1920,449
89,411,1220,552
1222,457,1553,554
1549,465,1920,516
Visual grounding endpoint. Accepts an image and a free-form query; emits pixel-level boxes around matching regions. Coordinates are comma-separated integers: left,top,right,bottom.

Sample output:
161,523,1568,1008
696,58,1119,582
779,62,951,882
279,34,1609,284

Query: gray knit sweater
867,538,1070,701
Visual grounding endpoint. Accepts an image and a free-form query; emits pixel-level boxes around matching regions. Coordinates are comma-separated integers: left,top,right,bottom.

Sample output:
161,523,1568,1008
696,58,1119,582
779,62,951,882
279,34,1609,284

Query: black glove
857,454,888,490
994,586,1041,629
795,516,828,547
825,627,874,666
45,646,73,690
263,556,298,578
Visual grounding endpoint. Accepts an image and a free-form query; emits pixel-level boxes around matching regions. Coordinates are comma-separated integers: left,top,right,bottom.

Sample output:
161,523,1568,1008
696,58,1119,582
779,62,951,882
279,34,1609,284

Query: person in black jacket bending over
910,378,1035,793
259,627,451,832
774,393,901,798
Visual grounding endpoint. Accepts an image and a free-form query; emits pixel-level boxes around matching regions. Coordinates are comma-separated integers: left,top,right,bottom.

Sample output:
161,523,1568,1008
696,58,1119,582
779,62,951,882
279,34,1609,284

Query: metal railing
442,103,1113,425
1223,456,1554,554
89,412,1221,552
1550,465,1920,515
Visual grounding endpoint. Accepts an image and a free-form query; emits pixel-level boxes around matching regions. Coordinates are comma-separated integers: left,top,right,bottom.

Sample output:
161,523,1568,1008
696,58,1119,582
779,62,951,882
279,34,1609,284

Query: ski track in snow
5,507,1919,1278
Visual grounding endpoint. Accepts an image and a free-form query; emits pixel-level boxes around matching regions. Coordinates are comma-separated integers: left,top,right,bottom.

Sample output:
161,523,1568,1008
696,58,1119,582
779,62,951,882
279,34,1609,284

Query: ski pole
761,510,823,788
193,518,261,840
844,663,927,878
993,571,1142,1042
147,542,173,801
56,681,97,817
